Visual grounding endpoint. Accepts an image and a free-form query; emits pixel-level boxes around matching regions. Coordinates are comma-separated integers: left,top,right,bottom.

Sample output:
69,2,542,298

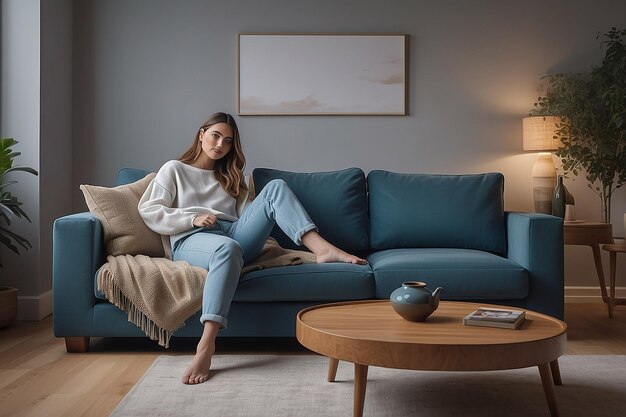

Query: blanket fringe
98,269,183,348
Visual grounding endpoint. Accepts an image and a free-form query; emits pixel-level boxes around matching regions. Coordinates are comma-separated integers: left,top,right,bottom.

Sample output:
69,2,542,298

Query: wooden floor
1,303,625,417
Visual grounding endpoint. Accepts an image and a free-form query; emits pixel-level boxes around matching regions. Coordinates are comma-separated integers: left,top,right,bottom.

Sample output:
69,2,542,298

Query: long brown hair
179,112,247,197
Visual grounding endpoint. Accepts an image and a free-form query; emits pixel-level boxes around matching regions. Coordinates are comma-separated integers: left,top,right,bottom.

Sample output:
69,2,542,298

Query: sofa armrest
505,212,564,319
52,212,105,336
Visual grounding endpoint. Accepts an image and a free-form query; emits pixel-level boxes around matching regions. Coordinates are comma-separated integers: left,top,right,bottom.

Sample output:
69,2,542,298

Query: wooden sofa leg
65,337,90,353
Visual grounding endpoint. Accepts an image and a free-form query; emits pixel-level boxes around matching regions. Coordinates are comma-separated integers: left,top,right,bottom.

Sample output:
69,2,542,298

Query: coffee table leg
327,357,339,382
354,363,368,417
549,359,562,386
538,362,560,417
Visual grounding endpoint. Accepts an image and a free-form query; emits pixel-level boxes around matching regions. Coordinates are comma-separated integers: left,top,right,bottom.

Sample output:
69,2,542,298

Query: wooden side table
600,244,626,317
563,221,613,316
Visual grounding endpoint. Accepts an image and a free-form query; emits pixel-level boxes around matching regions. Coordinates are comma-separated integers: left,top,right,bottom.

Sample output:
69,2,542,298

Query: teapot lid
402,281,427,288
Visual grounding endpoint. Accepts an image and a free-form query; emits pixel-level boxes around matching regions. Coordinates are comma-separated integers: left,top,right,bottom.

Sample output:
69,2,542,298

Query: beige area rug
111,355,626,417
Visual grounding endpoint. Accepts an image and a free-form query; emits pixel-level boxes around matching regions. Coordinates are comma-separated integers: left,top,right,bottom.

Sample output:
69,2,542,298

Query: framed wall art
237,33,408,116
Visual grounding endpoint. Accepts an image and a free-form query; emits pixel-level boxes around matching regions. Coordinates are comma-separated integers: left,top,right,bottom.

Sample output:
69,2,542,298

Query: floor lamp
522,116,560,214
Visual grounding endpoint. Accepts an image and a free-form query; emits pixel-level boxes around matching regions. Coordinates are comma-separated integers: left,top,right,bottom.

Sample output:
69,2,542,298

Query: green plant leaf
0,137,38,264
529,28,626,220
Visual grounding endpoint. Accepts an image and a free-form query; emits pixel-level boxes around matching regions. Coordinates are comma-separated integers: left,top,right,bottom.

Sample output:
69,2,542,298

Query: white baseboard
565,286,626,303
17,289,53,321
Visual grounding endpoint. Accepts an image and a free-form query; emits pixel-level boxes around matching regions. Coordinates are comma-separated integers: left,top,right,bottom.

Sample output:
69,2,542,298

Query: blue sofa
53,167,563,352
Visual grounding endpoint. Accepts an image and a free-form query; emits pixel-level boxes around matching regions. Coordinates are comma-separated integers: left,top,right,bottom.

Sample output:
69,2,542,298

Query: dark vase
389,281,443,322
552,176,566,218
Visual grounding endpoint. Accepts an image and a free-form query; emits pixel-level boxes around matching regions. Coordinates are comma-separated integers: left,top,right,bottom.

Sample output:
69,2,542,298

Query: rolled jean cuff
294,224,318,246
200,313,227,330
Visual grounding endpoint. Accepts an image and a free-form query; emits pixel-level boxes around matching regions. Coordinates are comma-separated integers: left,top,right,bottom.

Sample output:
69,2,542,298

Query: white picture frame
237,33,408,116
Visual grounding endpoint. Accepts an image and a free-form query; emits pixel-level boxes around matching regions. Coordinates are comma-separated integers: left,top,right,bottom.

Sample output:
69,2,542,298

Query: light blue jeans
171,179,317,329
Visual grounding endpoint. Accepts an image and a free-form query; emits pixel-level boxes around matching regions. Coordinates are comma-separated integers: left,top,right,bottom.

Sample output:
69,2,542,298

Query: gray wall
0,0,41,296
40,0,73,298
72,0,626,290
0,0,72,311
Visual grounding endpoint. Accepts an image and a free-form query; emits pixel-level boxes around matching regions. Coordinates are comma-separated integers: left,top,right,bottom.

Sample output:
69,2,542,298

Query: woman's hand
193,213,218,228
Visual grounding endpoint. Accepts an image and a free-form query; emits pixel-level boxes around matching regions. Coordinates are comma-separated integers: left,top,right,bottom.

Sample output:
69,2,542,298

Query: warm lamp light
522,116,560,214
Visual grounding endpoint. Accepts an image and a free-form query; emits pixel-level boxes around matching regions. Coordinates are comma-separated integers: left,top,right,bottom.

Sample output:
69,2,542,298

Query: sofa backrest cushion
253,167,370,253
368,171,506,253
117,168,151,186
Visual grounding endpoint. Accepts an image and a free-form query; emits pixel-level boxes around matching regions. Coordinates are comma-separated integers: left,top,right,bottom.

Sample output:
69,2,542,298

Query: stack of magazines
463,307,526,329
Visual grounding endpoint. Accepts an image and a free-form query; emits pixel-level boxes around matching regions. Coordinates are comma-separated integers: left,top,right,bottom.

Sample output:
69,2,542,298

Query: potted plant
530,27,626,223
0,137,38,328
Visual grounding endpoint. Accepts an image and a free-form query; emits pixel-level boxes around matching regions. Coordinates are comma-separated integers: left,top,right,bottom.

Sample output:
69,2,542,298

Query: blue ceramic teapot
390,281,443,322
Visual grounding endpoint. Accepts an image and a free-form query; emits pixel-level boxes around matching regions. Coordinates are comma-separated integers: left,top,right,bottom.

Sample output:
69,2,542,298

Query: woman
139,112,367,385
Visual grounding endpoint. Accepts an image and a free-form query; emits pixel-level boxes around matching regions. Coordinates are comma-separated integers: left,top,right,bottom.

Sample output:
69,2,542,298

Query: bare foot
182,345,214,385
316,246,368,265
301,230,368,265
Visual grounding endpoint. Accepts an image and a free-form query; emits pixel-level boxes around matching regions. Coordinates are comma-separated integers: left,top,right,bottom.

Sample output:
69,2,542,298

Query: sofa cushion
117,168,151,186
368,171,506,253
94,262,375,302
80,173,165,257
368,248,528,300
253,168,370,253
235,262,375,302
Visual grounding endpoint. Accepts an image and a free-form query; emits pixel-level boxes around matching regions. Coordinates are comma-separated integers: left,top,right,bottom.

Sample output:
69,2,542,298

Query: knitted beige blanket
97,238,316,348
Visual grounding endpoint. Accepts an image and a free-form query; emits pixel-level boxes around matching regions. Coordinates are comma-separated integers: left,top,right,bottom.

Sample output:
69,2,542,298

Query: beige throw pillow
80,173,165,257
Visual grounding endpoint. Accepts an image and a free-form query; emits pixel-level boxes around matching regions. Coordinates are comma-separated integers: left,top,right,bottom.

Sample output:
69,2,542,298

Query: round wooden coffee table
296,300,567,417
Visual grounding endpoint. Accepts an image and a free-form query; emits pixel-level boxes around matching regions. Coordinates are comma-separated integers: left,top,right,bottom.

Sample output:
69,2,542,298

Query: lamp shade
522,116,561,151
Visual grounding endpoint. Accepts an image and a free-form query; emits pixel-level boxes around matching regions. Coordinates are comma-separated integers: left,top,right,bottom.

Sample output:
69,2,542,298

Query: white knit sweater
139,160,249,245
